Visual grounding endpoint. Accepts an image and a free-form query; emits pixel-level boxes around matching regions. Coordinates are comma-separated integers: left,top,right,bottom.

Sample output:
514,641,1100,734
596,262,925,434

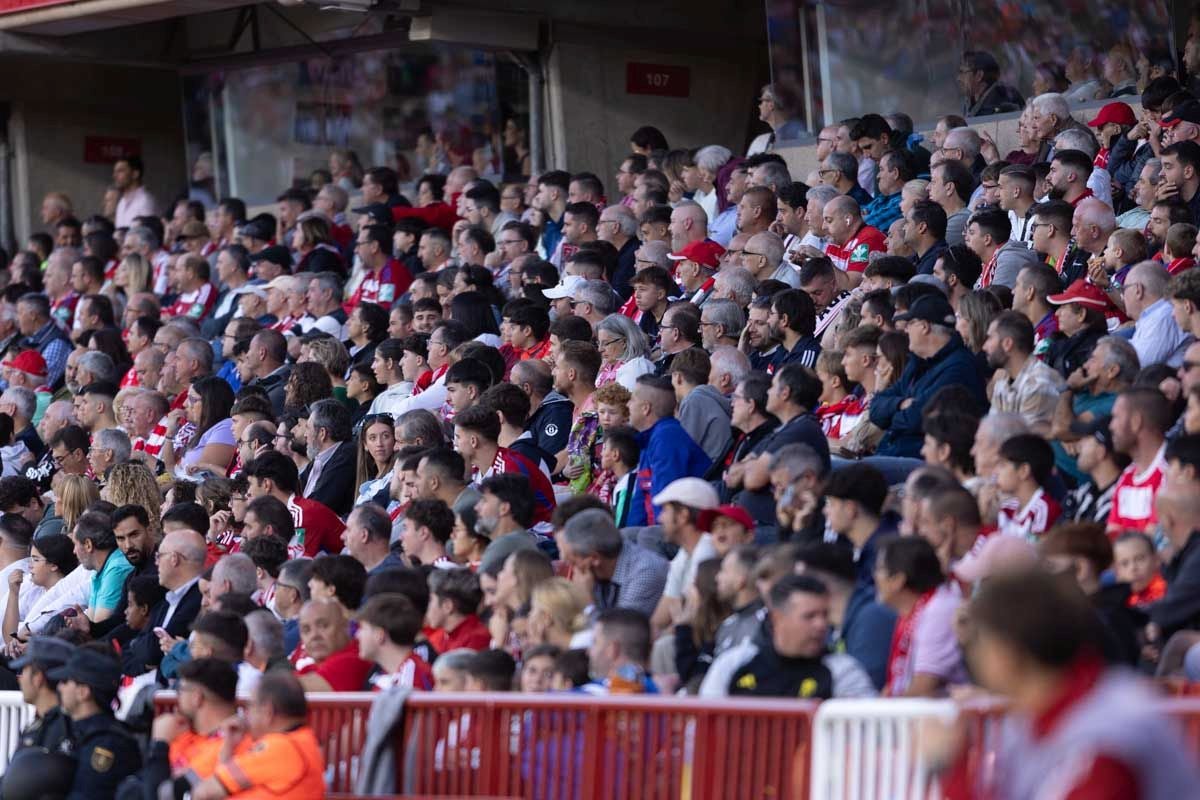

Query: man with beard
474,473,540,573
1147,199,1192,260
300,399,356,517
983,311,1065,436
742,296,781,372
1046,149,1095,206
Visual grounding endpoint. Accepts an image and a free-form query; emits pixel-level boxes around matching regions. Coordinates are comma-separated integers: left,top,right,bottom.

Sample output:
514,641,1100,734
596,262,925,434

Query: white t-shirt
664,533,718,600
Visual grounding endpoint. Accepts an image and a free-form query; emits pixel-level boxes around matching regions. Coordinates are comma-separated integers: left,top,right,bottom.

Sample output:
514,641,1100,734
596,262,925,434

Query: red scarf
979,247,1000,288
884,588,936,696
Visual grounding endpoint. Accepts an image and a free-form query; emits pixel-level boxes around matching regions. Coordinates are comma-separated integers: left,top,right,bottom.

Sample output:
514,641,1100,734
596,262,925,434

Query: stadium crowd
2,33,1200,800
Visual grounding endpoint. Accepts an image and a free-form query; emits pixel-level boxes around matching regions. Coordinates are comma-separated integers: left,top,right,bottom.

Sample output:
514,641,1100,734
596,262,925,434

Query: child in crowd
1112,532,1166,608
591,425,640,526
814,350,854,438
996,433,1062,540
1164,222,1198,276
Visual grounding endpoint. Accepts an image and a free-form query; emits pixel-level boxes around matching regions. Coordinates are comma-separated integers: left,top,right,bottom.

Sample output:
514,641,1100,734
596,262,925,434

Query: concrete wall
546,39,763,187
5,57,185,242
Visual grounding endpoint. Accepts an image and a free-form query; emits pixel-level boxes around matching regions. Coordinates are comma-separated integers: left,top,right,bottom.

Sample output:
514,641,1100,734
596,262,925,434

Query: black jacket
122,581,202,679
1047,326,1105,380
1150,531,1200,639
302,440,357,517
249,364,292,418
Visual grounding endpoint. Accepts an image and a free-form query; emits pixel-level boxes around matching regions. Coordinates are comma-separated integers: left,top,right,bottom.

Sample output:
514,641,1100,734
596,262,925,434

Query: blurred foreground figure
933,569,1200,800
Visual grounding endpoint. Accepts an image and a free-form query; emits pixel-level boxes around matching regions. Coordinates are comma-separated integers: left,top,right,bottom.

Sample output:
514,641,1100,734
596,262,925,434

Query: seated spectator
308,554,366,616
558,508,668,618
996,434,1062,540
873,536,965,697
274,558,313,655
464,649,517,691
1113,532,1165,608
701,574,875,698
426,568,491,653
295,598,373,692
580,608,658,694
355,593,433,690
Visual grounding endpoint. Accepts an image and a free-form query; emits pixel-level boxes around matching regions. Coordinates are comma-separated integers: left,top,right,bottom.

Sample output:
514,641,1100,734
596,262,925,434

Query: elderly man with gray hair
1125,260,1192,368
711,266,756,308
820,151,871,207
700,300,745,352
572,279,617,328
558,507,669,618
599,204,640,297
89,428,131,479
743,231,799,288
708,345,750,398
0,386,40,462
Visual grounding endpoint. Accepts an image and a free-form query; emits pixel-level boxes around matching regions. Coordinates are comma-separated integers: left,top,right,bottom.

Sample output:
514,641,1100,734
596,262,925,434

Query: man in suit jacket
121,530,206,679
301,399,357,517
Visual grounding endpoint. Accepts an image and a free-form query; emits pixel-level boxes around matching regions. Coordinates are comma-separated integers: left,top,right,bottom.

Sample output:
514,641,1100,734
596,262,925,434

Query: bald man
669,202,708,252
1071,197,1118,259
297,599,374,692
123,529,206,677
822,195,886,285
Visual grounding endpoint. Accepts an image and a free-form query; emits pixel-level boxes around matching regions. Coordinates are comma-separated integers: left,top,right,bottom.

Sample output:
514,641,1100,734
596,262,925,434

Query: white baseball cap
542,275,587,300
652,477,720,510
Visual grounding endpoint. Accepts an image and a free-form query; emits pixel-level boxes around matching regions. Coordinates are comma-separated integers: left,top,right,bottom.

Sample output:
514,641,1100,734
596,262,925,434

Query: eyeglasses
742,250,765,259
597,336,625,348
700,320,719,328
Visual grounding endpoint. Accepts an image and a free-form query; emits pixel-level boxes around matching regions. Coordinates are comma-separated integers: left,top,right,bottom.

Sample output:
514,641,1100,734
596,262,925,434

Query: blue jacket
863,191,902,234
626,416,711,527
870,336,986,457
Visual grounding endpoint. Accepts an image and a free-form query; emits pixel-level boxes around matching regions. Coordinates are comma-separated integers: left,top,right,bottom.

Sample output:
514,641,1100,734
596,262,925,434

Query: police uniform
47,646,143,798
61,712,142,798
9,637,77,756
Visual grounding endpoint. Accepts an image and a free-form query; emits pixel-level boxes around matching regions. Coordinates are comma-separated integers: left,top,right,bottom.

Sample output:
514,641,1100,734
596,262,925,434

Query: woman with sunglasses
355,413,397,506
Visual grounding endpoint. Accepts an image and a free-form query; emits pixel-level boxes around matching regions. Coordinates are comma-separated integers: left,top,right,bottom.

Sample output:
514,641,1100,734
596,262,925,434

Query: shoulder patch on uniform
91,746,114,772
544,423,559,437
799,677,819,698
735,673,757,690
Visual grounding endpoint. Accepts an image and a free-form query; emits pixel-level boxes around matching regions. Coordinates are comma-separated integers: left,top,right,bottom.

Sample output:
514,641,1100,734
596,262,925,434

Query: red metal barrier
155,692,818,799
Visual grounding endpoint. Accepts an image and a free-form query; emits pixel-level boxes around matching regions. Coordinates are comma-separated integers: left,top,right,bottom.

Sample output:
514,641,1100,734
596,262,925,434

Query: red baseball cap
1087,102,1137,128
1,350,46,377
698,504,755,533
1047,278,1111,310
668,239,725,270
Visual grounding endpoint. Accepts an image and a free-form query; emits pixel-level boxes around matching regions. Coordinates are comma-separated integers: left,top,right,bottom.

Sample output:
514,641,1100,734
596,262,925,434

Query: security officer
10,636,75,754
48,642,142,798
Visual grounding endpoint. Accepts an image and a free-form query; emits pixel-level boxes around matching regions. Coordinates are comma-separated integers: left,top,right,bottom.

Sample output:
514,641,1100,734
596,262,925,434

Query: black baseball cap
47,647,121,694
9,636,75,672
1161,101,1200,128
1070,415,1116,453
350,202,394,226
249,245,291,270
237,215,275,242
893,293,955,326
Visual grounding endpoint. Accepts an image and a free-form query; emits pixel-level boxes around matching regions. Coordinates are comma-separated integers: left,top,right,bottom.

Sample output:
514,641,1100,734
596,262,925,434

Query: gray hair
978,412,1029,445
213,552,258,595
179,337,216,375
95,428,131,464
318,183,349,212
47,248,80,274
597,313,650,361
77,351,116,384
561,508,622,559
713,266,756,307
703,299,746,341
943,127,982,160
309,398,352,443
577,280,616,315
1128,260,1170,299
755,161,793,192
636,241,672,271
695,145,733,175
433,648,477,676
1094,336,1140,384
602,205,639,238
245,608,286,660
1143,158,1163,185
397,409,443,447
127,225,161,251
769,442,826,480
278,558,314,601
709,345,750,387
747,231,785,270
0,387,35,422
310,271,343,299
1031,93,1070,127
824,151,858,182
805,184,840,209
1054,128,1099,159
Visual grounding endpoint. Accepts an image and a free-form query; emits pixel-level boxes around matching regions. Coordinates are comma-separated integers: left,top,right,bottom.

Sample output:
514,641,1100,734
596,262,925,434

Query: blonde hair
117,253,151,294
58,475,100,533
530,577,589,636
902,179,930,201
101,463,162,530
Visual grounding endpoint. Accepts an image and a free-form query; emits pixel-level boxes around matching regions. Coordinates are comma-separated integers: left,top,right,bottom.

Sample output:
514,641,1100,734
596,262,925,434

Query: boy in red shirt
356,593,434,691
426,568,492,653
